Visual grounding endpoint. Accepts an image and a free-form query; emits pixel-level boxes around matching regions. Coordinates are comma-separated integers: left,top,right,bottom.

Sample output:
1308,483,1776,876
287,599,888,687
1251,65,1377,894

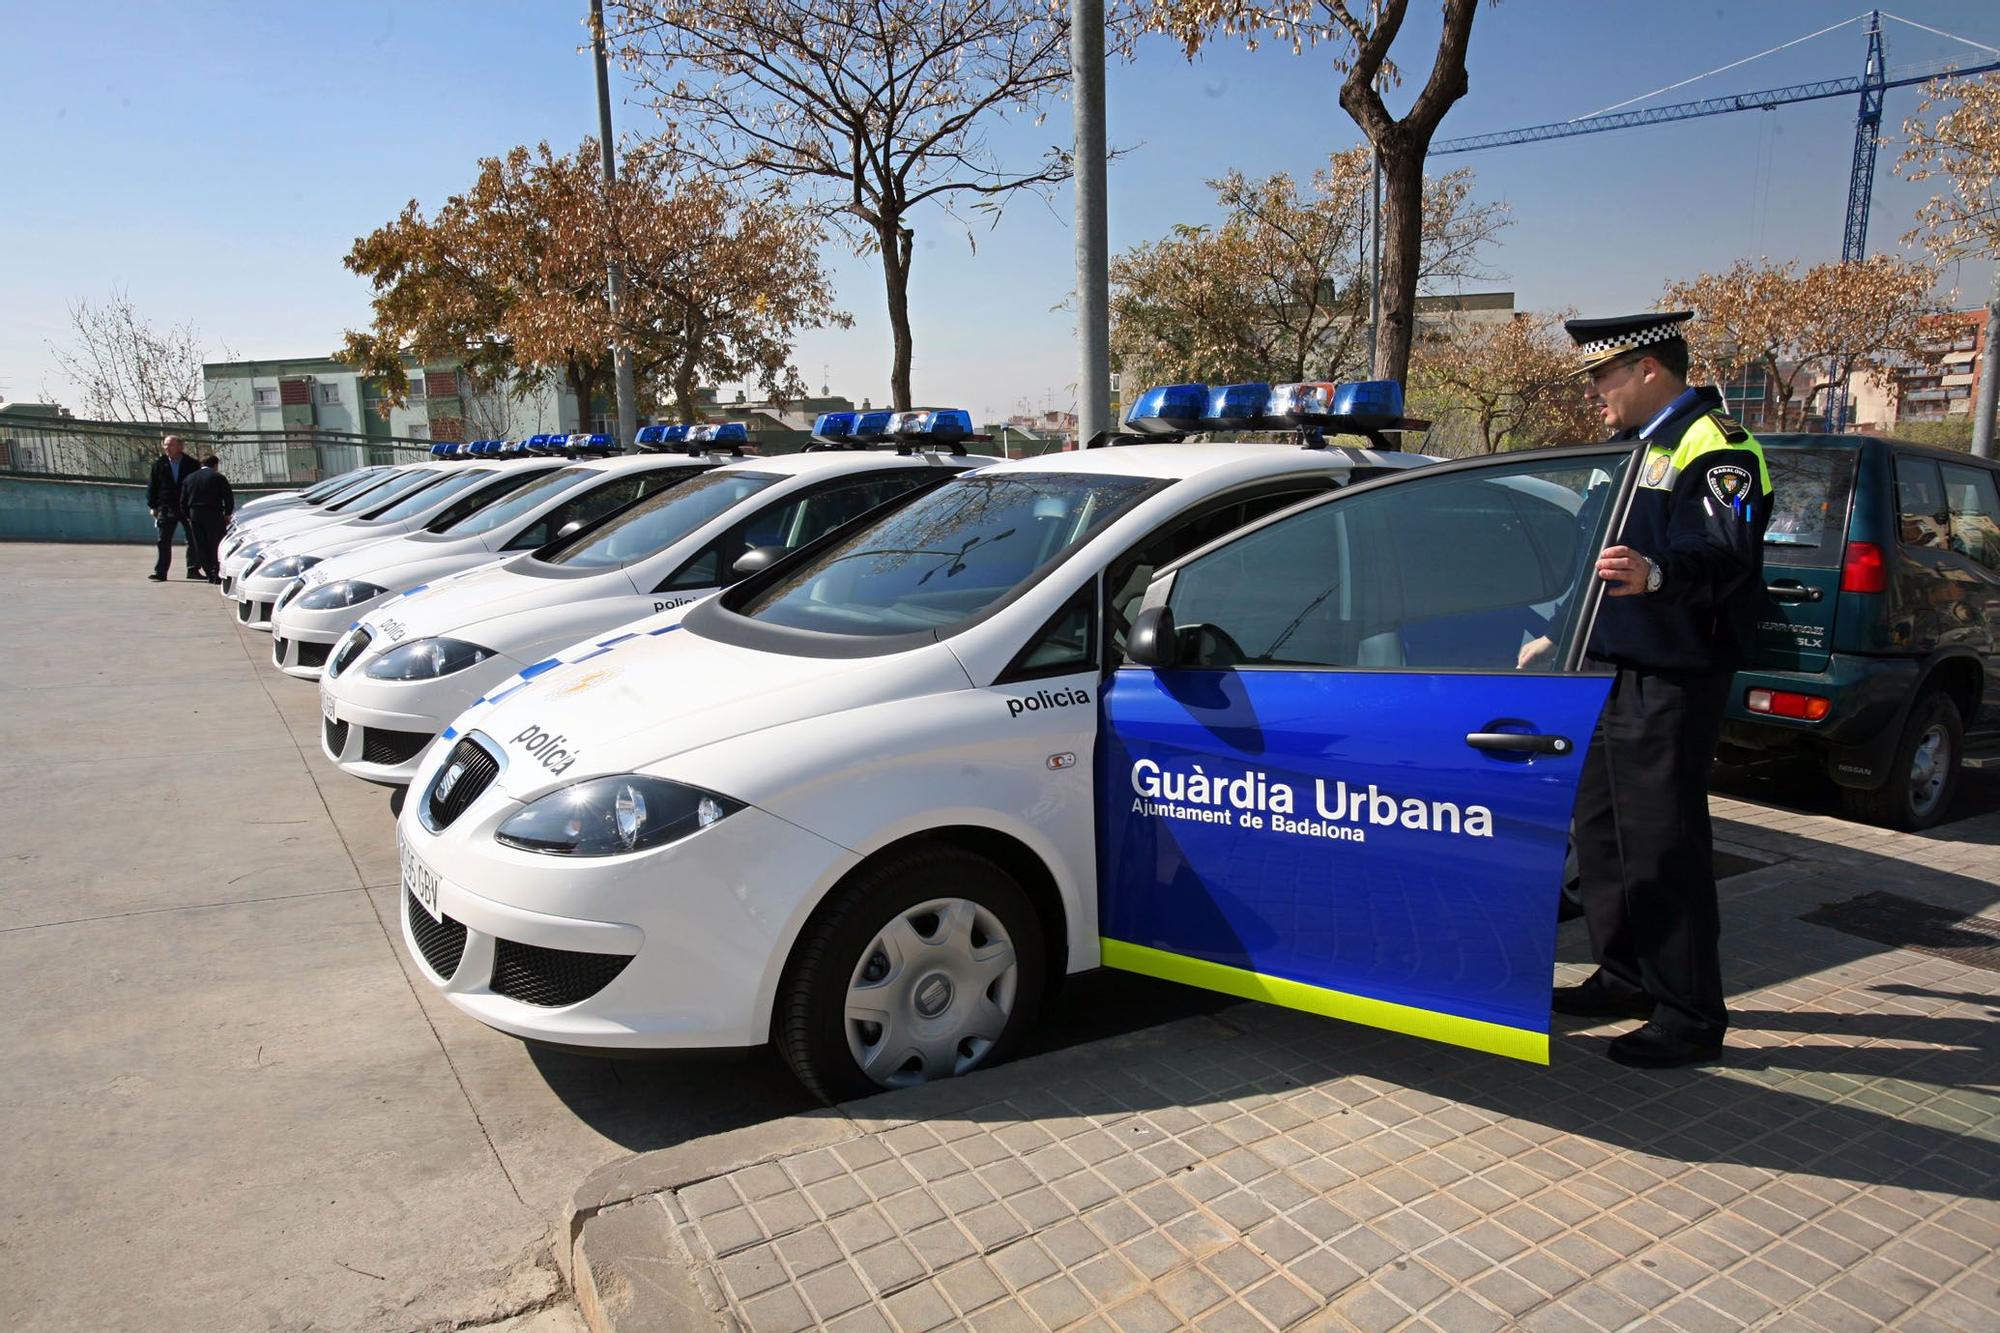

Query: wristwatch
1644,557,1664,595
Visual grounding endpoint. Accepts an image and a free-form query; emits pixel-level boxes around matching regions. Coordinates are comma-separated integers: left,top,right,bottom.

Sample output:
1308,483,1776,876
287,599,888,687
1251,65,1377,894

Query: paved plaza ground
4,542,1997,1332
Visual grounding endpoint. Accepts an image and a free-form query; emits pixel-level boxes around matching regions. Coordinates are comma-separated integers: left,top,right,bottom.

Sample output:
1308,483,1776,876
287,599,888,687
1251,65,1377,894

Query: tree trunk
879,216,916,410
672,321,702,424
1373,147,1425,384
567,360,602,433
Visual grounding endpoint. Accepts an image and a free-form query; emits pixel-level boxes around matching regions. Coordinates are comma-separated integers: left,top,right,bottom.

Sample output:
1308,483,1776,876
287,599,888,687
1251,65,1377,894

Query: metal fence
0,417,442,487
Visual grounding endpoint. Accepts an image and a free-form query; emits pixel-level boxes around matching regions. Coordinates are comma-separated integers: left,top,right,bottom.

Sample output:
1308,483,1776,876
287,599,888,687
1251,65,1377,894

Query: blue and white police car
267,433,742,678
318,413,1000,787
229,443,570,630
381,382,1630,1102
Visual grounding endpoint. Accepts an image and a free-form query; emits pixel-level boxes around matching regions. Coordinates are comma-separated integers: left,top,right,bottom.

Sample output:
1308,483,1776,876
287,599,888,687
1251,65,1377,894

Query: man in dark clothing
146,435,199,581
1522,311,1773,1069
180,455,234,584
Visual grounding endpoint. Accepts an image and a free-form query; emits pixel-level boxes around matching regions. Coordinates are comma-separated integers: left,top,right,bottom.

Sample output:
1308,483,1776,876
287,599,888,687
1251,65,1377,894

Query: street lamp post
591,0,639,446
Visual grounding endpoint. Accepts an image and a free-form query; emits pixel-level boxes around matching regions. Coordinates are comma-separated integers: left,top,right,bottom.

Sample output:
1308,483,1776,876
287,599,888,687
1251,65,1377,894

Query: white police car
230,443,569,631
220,457,454,594
269,434,742,678
382,382,1634,1102
319,413,1000,787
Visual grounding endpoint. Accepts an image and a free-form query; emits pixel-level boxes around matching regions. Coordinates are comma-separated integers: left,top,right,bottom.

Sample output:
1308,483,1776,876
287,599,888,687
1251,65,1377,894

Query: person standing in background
180,454,234,584
146,435,197,581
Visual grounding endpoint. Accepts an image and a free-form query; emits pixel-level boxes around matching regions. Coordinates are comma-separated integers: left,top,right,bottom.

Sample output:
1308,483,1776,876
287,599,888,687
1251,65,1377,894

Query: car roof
711,448,1004,477
970,440,1435,483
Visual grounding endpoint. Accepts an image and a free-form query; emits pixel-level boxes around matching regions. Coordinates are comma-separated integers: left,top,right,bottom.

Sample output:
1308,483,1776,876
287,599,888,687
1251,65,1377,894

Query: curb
562,1015,1247,1332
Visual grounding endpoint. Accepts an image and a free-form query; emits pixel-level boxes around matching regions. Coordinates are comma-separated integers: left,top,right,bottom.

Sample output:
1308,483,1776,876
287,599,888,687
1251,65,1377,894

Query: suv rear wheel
1842,690,1962,832
778,845,1046,1103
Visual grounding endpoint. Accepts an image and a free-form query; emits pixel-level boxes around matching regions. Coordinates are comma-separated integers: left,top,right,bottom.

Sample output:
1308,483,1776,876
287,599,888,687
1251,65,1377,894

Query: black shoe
185,571,206,579
1552,974,1654,1019
147,573,166,582
1607,1022,1723,1069
208,576,222,585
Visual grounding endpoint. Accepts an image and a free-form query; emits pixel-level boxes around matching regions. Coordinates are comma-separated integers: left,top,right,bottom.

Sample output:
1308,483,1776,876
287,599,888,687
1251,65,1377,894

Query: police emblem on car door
1098,446,1639,1063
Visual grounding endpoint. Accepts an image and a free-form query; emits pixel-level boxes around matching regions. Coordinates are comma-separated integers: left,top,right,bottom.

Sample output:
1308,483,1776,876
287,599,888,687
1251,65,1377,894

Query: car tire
1841,690,1963,832
778,845,1046,1104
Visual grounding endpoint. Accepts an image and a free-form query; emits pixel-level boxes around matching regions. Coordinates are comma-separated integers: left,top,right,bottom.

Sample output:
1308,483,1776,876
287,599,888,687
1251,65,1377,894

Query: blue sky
4,2,1997,425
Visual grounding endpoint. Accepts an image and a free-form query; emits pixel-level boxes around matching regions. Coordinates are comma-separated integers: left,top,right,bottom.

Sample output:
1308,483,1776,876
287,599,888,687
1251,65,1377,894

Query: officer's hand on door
1596,545,1652,597
1517,635,1555,670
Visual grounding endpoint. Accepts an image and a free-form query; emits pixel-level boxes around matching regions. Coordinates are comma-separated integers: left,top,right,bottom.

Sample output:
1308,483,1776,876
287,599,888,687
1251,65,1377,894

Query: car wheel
1841,690,1963,832
778,845,1045,1104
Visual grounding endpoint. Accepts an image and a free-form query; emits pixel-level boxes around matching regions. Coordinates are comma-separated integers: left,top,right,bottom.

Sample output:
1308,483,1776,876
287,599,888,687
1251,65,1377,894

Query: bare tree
1146,1,1482,384
610,0,1076,410
47,289,239,428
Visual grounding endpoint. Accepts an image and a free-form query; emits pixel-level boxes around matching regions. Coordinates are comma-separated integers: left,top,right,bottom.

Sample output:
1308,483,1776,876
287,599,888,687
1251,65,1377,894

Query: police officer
146,435,199,581
180,454,234,584
1522,311,1772,1068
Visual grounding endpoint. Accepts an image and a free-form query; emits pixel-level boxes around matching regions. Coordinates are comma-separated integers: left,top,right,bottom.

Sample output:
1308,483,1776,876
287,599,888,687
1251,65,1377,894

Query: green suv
1719,433,2000,830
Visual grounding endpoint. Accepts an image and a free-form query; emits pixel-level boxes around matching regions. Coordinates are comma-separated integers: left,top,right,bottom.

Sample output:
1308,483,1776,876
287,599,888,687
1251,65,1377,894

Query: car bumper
395,786,856,1049
320,655,522,784
231,588,279,630
272,602,386,680
1721,654,1922,786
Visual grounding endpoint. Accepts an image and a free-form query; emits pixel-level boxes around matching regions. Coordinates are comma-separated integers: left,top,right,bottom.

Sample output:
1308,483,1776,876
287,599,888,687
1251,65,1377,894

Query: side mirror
555,520,585,539
730,545,788,578
1127,605,1180,668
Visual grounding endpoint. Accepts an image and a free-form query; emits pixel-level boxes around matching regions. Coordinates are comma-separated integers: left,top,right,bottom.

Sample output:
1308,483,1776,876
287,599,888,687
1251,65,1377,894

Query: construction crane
1432,11,1999,266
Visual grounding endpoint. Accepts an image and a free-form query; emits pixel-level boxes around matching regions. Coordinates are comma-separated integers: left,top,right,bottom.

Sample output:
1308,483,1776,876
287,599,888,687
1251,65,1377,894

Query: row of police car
215,389,1642,1099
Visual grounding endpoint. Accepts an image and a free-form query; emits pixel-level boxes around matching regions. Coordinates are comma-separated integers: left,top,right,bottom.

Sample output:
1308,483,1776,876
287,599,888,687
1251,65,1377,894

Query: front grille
235,598,253,623
255,601,272,622
323,714,349,756
297,641,331,669
407,890,468,979
328,627,371,679
362,725,433,767
272,637,289,667
424,736,500,831
222,575,235,595
490,939,633,1008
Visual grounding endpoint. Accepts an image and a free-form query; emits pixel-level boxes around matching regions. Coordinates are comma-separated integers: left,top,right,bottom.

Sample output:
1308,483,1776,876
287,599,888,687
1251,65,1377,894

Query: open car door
1098,445,1639,1063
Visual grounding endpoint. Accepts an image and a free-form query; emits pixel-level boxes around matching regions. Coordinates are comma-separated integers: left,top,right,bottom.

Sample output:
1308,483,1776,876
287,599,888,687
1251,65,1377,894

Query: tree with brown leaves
1109,148,1503,390
1144,0,1481,384
1411,312,1600,455
608,0,1075,411
1666,258,1942,431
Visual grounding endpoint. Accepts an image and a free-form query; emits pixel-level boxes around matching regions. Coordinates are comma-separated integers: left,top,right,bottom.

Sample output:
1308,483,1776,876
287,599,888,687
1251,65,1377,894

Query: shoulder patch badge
1707,463,1752,505
1707,410,1749,443
1643,452,1672,488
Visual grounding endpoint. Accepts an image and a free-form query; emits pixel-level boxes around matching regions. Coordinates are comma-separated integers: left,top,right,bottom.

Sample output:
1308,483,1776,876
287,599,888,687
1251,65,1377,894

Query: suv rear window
1764,447,1857,569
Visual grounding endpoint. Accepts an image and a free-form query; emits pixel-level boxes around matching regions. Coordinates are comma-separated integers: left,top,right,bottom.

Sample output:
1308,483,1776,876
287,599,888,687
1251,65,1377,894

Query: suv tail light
1746,688,1831,721
1840,540,1887,593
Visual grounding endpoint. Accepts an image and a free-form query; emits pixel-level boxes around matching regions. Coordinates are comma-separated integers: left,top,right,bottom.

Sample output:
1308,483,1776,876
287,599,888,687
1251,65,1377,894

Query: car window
539,470,782,569
1160,456,1626,671
739,472,1163,637
1896,458,1949,550
1005,585,1097,679
655,471,934,593
1763,447,1858,569
419,469,548,532
444,466,591,537
329,468,439,514
362,468,499,523
504,467,705,551
1940,462,2000,574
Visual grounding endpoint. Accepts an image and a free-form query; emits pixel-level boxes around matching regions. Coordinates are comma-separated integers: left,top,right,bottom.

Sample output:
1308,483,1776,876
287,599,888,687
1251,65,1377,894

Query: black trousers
153,513,192,577
1572,664,1732,1039
188,511,228,577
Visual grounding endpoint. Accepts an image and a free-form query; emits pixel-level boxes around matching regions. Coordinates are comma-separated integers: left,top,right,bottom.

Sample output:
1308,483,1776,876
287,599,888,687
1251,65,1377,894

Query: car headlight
237,540,269,561
494,775,742,856
363,637,495,680
298,579,389,611
258,554,322,582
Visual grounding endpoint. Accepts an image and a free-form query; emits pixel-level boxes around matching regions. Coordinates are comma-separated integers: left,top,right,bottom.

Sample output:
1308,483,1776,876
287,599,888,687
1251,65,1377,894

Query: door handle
1767,581,1823,604
1465,731,1576,756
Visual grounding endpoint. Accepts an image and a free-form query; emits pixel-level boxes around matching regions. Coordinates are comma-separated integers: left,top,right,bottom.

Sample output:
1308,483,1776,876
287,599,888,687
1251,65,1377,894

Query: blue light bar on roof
635,426,667,446
1205,384,1273,428
428,443,452,458
660,424,690,443
852,410,894,440
1271,379,1406,429
893,408,974,443
1125,384,1207,434
813,411,857,442
690,422,747,445
1332,380,1404,424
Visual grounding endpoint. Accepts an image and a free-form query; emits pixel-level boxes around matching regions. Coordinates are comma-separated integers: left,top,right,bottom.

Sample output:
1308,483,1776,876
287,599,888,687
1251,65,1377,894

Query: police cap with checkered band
1563,310,1692,373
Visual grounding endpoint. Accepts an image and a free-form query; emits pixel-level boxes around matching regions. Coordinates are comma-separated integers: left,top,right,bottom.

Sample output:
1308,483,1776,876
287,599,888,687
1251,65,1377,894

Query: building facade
1894,311,1987,425
202,356,581,447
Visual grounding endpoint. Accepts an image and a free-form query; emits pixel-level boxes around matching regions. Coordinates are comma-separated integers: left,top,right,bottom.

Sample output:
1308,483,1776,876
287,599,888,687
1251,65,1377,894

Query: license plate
322,692,337,726
401,835,442,923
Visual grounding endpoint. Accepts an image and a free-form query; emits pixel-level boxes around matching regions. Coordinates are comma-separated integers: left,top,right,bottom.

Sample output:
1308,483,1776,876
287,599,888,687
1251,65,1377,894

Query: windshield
331,468,444,514
362,468,496,523
304,470,376,502
539,469,783,569
440,466,592,536
739,472,1162,637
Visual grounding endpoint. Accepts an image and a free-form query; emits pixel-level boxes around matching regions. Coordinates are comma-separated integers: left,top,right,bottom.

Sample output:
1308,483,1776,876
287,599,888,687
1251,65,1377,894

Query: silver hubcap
845,898,1018,1088
1909,724,1950,815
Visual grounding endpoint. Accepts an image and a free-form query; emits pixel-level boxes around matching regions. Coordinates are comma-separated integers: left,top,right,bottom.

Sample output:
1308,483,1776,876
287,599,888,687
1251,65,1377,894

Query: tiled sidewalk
567,797,2000,1331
